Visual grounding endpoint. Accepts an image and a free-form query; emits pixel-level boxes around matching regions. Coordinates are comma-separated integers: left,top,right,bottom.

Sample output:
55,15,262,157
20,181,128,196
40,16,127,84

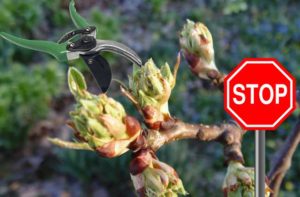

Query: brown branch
267,116,300,196
145,118,246,164
207,70,226,91
121,64,246,165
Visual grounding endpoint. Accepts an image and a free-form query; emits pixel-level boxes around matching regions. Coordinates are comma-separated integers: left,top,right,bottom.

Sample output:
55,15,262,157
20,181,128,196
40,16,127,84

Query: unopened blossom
223,161,271,197
180,19,218,80
51,67,141,158
130,149,188,197
128,58,179,129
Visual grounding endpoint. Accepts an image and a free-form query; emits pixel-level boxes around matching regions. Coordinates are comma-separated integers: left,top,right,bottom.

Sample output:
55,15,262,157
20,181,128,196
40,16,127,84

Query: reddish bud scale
130,149,152,175
223,188,228,197
222,187,246,197
142,106,156,120
96,143,116,158
199,34,209,45
137,187,146,197
124,116,141,136
142,106,162,130
130,156,149,175
173,169,179,179
207,69,221,80
183,52,200,70
160,118,176,131
128,134,146,151
146,121,162,130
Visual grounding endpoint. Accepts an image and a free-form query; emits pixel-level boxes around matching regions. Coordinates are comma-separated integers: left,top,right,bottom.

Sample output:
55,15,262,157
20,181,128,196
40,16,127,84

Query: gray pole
255,131,265,197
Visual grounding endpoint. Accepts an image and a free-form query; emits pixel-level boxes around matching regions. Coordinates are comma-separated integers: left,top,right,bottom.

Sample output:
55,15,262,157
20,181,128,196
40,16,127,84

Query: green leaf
160,62,174,85
0,32,68,62
228,187,243,197
80,99,101,114
69,0,90,28
68,67,87,96
132,64,140,76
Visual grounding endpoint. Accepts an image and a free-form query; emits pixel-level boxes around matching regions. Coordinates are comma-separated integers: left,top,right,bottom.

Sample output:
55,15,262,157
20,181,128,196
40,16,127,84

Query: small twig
172,52,181,87
112,78,128,90
267,116,300,196
48,137,93,151
146,119,246,164
120,85,140,107
207,70,226,91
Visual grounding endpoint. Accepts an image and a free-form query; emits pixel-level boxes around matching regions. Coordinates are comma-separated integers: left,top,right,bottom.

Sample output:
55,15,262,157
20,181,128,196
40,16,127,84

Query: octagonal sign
224,58,296,130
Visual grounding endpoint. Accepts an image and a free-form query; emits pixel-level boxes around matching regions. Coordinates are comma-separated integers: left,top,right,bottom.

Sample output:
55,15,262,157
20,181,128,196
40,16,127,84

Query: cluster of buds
179,19,219,80
130,149,188,197
127,58,179,129
223,162,271,197
50,67,142,158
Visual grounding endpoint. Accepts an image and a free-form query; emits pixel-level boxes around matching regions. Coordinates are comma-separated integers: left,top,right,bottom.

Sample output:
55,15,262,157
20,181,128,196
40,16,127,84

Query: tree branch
267,116,300,196
207,69,226,91
145,118,246,164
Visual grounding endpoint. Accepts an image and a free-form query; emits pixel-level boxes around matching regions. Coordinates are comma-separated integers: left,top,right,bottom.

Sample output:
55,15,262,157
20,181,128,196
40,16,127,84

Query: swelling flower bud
130,150,188,197
180,19,218,79
50,67,141,158
223,161,271,197
127,58,179,129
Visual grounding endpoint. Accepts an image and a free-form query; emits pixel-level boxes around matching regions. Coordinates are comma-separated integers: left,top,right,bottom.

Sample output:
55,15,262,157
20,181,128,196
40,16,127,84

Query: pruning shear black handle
58,26,96,44
67,36,96,52
81,53,112,93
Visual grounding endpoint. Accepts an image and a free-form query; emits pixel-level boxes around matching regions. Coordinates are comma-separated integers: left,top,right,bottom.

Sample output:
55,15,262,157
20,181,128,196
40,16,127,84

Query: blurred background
0,0,299,196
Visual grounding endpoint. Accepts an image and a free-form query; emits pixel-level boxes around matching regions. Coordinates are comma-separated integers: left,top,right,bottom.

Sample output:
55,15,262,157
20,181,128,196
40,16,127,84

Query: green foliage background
0,0,299,196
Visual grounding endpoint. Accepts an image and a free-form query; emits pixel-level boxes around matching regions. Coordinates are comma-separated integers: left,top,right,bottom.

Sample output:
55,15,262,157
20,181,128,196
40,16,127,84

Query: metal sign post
255,131,265,197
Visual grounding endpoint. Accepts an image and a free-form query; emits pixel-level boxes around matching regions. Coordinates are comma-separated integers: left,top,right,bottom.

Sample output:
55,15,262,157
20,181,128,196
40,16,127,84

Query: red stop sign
224,58,296,130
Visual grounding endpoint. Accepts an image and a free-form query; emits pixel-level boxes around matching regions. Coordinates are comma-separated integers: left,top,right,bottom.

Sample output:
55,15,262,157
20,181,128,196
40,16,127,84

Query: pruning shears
0,0,142,93
59,25,142,92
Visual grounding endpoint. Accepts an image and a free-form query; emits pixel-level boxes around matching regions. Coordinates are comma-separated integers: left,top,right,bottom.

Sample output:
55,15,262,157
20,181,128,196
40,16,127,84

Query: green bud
80,99,101,115
87,118,111,138
145,59,160,74
68,67,87,98
242,186,255,197
103,96,126,120
180,20,219,80
180,20,213,60
85,132,112,148
160,63,175,88
65,67,141,157
223,162,270,197
139,158,188,197
99,114,128,139
228,187,243,197
129,58,174,115
73,115,88,136
143,168,166,195
138,90,157,107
